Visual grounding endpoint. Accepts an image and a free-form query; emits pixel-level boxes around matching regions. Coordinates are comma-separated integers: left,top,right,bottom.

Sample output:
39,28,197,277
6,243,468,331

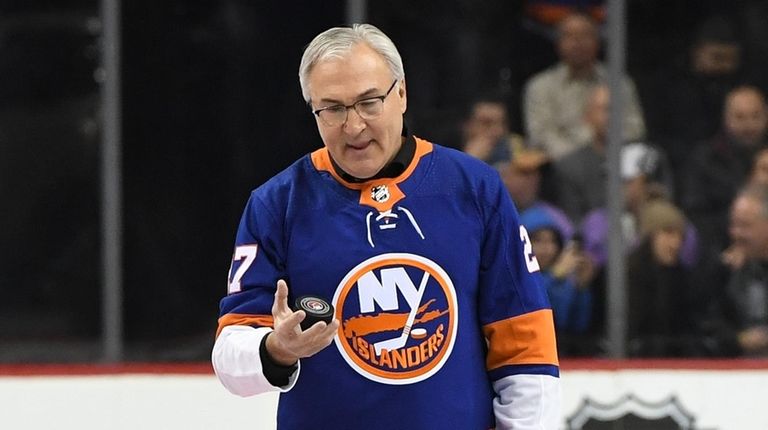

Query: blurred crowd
454,7,768,358
4,0,768,362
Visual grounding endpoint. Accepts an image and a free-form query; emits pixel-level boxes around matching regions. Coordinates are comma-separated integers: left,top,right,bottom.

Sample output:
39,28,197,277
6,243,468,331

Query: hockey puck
293,295,335,331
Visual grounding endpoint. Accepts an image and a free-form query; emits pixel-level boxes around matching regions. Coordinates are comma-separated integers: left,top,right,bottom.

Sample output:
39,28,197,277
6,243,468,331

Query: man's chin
342,163,382,181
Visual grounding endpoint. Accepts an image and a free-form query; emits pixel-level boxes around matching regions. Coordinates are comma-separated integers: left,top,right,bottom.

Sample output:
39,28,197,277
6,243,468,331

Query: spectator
713,184,768,357
553,85,666,224
722,150,768,271
516,0,606,79
498,147,567,226
645,14,745,169
626,200,703,357
681,85,768,255
580,141,696,271
523,0,605,29
749,147,768,187
577,141,698,349
523,11,645,161
552,84,609,223
461,94,523,165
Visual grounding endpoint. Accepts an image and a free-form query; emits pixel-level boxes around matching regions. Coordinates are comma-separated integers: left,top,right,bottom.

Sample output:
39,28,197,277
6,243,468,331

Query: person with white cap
553,85,664,225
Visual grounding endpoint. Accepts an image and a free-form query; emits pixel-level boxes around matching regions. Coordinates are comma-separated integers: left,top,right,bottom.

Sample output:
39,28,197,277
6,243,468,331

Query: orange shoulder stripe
310,148,335,177
482,309,559,370
216,313,274,338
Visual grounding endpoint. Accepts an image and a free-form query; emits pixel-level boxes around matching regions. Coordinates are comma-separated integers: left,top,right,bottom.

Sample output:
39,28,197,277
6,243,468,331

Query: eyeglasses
312,80,398,127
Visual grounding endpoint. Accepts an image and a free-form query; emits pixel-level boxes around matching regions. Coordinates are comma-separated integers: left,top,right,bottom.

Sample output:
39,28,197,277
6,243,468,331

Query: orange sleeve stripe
216,313,274,338
483,309,559,370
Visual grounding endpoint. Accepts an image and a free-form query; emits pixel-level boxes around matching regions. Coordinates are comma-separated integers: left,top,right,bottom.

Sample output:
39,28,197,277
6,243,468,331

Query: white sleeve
211,325,300,396
492,374,562,430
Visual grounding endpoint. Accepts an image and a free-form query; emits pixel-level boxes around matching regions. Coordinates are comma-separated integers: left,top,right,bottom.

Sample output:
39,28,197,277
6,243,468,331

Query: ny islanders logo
332,253,458,385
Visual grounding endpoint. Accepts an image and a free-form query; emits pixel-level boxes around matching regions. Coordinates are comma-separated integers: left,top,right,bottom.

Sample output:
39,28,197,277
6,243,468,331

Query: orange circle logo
332,253,458,385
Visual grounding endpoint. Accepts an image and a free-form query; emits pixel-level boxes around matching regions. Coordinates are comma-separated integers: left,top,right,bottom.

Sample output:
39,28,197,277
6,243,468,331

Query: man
645,14,744,159
719,185,768,356
552,84,610,224
523,11,645,161
211,24,561,429
682,85,768,255
499,148,572,240
461,94,519,166
554,85,674,224
626,200,701,357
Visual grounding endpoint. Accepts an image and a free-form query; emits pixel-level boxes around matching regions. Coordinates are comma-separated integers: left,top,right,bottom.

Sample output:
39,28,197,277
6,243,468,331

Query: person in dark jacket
627,200,703,357
682,85,768,255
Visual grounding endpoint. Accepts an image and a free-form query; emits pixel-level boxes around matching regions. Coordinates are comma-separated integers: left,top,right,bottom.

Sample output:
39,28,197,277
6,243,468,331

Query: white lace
365,205,425,248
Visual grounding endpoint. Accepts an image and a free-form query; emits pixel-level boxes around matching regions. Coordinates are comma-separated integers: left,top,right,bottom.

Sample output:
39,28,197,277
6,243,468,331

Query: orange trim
216,313,273,338
483,309,559,370
402,137,433,181
358,181,405,212
342,299,444,338
525,4,605,26
310,148,335,178
335,256,455,380
310,137,433,212
310,137,433,190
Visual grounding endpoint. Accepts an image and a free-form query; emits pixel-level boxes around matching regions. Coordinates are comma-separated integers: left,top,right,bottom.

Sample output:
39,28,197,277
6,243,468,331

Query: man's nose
343,108,366,134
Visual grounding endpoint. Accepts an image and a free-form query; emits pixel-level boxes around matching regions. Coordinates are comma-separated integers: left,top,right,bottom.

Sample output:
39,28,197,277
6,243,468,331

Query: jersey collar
311,127,433,212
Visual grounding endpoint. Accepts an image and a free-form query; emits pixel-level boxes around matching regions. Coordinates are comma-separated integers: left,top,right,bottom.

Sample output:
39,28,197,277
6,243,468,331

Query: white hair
298,23,405,103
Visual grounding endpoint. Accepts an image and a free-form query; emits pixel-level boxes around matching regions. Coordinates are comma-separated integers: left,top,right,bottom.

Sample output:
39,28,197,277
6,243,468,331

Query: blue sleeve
476,171,559,380
217,191,287,332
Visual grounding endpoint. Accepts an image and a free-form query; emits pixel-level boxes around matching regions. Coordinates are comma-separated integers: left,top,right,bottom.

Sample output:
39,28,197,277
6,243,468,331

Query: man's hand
463,135,497,161
721,244,747,271
265,279,340,366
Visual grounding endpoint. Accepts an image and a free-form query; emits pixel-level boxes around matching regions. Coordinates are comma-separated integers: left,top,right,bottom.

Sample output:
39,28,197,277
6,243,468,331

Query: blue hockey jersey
215,137,559,429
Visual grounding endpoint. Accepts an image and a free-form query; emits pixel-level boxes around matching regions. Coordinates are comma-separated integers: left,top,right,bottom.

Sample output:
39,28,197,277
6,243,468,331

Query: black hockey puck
293,295,335,331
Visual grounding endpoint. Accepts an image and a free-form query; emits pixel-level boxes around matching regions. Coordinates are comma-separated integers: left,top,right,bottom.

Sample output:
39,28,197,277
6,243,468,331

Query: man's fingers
326,319,341,337
273,317,339,360
273,279,291,315
269,279,338,358
276,279,288,301
302,318,340,339
276,310,306,334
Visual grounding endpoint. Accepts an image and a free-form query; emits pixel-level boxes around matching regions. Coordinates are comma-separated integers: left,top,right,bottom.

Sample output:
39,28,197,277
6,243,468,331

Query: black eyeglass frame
311,80,398,125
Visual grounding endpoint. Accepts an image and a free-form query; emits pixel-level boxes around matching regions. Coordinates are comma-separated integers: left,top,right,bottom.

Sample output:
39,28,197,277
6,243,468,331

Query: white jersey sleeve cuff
212,325,300,396
492,373,561,430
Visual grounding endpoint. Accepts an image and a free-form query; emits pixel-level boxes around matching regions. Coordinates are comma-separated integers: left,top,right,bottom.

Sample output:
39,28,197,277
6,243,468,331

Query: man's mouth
347,140,373,151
